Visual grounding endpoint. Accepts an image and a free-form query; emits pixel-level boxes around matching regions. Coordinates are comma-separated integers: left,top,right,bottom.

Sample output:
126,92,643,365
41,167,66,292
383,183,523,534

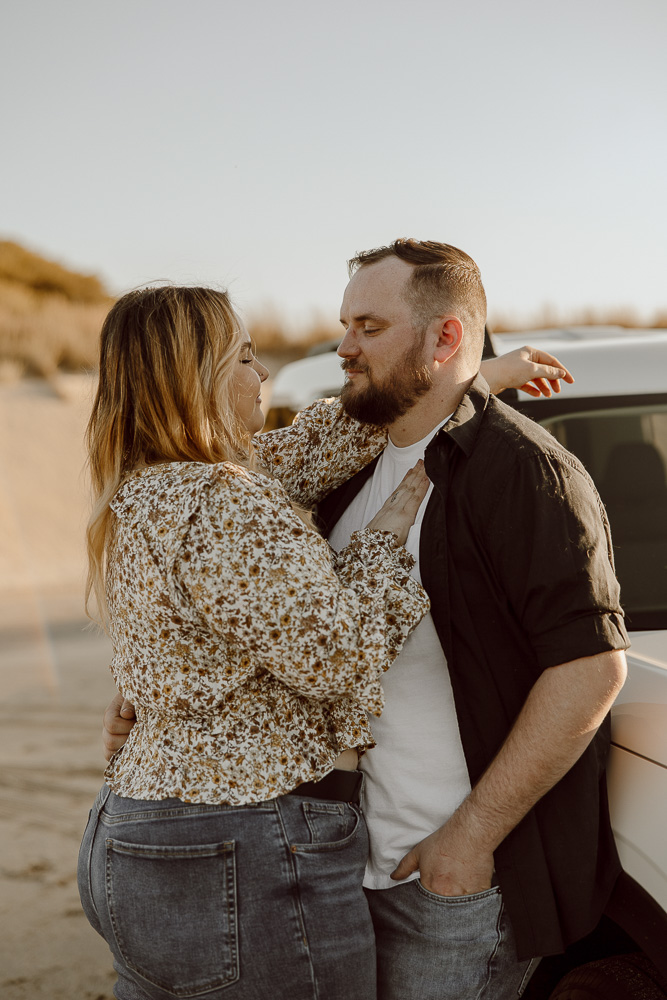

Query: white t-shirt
329,420,471,889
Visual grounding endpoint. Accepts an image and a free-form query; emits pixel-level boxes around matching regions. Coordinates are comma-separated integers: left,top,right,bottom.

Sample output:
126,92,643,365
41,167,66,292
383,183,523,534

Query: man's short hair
348,239,487,361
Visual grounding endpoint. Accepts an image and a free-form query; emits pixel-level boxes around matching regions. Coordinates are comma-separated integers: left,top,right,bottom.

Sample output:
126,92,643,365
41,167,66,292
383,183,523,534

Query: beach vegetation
0,239,664,382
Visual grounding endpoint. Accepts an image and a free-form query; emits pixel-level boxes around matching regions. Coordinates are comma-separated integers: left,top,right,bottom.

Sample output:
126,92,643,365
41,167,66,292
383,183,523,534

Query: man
105,240,628,1000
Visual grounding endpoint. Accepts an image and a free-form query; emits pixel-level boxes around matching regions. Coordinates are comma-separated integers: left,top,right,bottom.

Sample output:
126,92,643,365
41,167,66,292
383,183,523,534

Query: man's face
338,257,432,425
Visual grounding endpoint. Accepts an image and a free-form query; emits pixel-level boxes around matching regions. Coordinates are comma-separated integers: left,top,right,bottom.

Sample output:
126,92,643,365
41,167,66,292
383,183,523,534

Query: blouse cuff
333,529,429,621
341,528,417,587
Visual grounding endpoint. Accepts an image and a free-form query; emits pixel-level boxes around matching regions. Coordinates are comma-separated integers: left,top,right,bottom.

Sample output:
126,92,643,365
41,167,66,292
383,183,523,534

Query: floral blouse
104,399,430,805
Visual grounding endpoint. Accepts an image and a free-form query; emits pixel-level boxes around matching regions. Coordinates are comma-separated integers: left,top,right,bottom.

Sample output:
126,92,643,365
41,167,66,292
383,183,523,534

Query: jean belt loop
94,783,113,814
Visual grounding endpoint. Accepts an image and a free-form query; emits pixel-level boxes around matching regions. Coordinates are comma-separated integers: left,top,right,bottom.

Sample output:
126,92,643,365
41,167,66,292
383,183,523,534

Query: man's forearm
450,649,627,853
392,649,627,893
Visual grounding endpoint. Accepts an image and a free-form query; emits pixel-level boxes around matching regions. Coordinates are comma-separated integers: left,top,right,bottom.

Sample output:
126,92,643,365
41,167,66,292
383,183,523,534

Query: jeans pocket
293,801,361,852
105,837,238,997
415,880,502,905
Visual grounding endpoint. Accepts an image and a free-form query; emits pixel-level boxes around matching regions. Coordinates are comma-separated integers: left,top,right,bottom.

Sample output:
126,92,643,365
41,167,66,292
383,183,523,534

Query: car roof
493,327,667,399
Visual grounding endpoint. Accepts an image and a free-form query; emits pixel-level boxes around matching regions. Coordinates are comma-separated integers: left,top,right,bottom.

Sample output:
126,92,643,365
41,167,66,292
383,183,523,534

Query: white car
266,328,667,997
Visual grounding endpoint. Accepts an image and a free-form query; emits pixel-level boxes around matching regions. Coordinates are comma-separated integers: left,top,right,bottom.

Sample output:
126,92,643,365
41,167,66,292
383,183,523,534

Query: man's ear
433,317,464,363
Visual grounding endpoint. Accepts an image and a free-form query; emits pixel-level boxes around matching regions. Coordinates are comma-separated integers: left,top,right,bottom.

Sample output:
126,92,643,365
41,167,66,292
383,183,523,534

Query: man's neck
387,375,474,447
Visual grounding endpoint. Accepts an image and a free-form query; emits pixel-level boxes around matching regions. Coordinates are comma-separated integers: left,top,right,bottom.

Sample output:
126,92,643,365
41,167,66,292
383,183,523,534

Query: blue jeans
78,784,375,999
365,881,540,1000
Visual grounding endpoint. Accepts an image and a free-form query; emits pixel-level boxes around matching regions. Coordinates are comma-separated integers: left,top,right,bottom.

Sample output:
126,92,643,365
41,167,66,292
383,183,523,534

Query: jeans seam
274,796,319,1000
517,957,541,997
475,898,505,1000
82,785,111,927
225,840,240,992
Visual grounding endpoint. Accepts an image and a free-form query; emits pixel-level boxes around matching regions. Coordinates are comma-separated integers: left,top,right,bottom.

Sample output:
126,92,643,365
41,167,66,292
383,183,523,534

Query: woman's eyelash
241,358,254,364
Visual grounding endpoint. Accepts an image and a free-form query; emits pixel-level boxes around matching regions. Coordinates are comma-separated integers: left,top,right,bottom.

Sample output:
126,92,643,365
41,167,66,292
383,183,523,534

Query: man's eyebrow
338,312,387,325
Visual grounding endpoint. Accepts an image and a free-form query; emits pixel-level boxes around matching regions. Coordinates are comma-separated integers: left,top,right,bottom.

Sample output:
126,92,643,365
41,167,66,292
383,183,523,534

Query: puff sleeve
255,398,387,506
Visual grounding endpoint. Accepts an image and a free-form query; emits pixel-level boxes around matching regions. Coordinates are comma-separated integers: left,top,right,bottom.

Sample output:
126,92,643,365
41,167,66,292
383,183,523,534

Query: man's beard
339,344,433,426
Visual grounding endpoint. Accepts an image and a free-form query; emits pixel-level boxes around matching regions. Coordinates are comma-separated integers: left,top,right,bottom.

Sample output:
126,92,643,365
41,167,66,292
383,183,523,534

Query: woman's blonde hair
85,285,249,623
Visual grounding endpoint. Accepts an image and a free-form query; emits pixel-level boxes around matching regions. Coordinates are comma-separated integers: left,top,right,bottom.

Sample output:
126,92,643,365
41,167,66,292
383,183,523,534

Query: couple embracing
79,239,628,1000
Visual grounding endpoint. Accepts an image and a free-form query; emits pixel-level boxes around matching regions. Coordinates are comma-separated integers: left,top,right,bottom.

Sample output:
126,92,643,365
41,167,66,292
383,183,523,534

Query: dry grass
0,242,111,379
0,241,339,381
245,308,340,356
489,304,667,333
0,283,110,378
0,241,107,302
1,239,664,381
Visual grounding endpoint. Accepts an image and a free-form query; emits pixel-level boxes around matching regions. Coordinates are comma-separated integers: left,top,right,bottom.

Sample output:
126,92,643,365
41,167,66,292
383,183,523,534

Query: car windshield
541,404,667,631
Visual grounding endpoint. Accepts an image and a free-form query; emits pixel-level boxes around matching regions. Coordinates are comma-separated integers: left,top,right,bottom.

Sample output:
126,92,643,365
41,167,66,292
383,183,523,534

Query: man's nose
338,329,360,358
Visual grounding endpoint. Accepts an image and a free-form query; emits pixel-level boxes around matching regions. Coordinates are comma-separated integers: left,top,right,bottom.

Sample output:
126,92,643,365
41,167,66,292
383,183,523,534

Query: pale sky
2,0,666,332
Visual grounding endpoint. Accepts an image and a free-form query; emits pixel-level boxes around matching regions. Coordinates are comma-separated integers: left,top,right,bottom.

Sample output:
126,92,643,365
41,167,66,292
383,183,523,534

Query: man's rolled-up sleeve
487,449,629,669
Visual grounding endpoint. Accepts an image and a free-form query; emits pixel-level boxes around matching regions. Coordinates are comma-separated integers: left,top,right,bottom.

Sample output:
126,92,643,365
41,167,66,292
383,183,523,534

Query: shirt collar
428,372,491,458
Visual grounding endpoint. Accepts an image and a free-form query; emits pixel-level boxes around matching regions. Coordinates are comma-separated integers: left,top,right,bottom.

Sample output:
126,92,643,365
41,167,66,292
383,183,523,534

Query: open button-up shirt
317,375,629,960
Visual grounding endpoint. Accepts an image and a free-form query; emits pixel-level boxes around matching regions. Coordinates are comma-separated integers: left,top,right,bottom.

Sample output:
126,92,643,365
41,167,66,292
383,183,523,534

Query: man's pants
365,881,540,1000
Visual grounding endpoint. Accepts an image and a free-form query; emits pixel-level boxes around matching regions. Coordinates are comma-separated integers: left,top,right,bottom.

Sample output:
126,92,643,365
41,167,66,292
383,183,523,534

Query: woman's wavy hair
85,285,250,623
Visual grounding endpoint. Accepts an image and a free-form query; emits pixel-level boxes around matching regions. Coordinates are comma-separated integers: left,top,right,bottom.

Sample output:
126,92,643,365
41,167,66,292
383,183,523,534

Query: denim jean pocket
293,801,360,851
415,880,502,905
105,837,238,997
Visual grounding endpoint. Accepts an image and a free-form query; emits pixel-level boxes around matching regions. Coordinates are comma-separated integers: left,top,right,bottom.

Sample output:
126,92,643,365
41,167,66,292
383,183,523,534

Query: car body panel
268,350,344,412
606,745,667,913
613,638,667,767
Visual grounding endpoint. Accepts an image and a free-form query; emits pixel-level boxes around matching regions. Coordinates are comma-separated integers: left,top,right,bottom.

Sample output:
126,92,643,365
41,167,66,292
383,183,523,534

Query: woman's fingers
528,349,575,383
521,350,574,397
102,692,136,761
402,461,430,511
365,461,430,545
484,346,575,397
388,461,429,510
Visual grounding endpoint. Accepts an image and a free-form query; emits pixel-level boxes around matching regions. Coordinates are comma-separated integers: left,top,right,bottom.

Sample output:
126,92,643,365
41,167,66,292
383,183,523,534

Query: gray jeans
78,784,376,999
366,880,540,1000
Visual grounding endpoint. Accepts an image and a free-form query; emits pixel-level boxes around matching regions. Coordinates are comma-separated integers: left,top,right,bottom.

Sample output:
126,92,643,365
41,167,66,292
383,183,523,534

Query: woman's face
232,335,269,435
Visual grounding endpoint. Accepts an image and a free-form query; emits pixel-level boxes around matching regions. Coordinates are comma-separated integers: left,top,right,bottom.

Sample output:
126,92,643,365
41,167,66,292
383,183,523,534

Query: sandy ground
0,360,295,999
0,375,119,997
0,589,117,999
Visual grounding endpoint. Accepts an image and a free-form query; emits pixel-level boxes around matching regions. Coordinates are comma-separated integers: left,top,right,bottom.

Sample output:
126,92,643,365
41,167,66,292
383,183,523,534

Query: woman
78,284,435,1000
79,285,571,1000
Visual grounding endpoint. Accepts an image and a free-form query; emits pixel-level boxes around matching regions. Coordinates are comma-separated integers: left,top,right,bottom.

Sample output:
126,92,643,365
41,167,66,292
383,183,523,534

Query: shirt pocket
105,837,238,996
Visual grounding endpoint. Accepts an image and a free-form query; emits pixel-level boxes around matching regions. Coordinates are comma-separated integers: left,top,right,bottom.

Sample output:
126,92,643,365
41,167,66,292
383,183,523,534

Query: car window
540,404,667,631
